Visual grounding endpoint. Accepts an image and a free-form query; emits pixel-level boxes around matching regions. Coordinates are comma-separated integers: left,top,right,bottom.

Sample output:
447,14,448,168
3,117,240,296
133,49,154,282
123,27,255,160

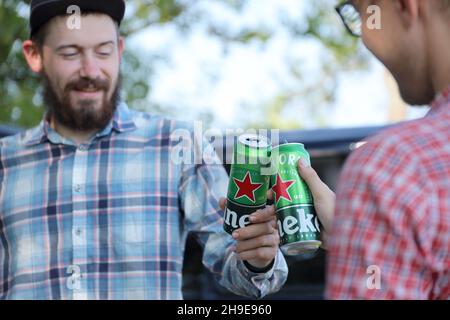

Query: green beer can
223,134,271,235
271,143,321,255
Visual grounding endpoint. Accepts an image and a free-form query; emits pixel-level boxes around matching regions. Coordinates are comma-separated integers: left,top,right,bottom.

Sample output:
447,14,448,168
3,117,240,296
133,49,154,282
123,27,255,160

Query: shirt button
74,184,82,193
75,228,82,236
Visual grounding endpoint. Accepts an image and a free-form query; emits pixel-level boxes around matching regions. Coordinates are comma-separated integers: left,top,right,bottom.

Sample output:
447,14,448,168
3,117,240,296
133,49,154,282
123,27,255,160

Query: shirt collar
429,85,450,115
24,102,137,147
112,101,138,133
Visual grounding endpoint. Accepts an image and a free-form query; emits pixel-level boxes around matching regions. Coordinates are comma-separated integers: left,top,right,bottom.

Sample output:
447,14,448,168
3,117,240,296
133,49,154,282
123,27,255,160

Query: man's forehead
45,14,118,47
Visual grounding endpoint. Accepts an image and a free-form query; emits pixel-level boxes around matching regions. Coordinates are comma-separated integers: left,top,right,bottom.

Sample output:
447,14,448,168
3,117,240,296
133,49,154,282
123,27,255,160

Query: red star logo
233,172,263,203
272,174,295,204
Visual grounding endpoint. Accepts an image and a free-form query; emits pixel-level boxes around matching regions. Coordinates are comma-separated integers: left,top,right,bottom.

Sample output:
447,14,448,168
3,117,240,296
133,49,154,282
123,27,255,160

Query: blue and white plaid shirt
0,102,288,300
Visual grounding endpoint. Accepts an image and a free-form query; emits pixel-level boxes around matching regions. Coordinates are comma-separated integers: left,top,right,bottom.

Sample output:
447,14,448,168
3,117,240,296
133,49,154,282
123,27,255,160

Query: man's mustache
65,77,110,92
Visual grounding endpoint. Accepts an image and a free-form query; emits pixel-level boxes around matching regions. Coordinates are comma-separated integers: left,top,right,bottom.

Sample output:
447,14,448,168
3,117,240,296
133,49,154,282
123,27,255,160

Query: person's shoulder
0,125,42,150
128,110,222,167
0,130,36,168
129,109,196,136
343,118,430,175
0,133,16,148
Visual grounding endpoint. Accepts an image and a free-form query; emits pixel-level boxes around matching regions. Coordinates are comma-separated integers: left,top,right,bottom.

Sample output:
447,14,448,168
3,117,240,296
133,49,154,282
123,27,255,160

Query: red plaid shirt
326,86,450,300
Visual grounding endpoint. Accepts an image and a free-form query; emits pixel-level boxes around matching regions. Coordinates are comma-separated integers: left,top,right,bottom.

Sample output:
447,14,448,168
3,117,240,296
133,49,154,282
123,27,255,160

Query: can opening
238,133,270,149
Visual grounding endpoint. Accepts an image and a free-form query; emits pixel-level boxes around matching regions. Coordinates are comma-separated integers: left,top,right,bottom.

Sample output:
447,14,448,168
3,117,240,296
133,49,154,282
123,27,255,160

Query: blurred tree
0,0,39,127
0,0,368,129
0,0,167,127
248,0,370,129
125,0,370,130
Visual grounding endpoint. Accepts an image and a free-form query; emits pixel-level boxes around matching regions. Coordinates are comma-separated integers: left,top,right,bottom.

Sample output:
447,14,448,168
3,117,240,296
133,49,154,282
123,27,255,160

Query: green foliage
120,0,185,36
0,0,38,127
0,0,157,127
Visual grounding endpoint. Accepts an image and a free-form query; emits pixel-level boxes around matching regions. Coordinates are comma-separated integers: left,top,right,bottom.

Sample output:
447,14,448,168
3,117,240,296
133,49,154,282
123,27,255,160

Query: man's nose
79,53,101,79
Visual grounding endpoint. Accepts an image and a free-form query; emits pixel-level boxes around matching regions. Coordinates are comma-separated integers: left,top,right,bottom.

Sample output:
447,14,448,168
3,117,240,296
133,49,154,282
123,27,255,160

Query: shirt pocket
110,210,154,258
122,222,150,244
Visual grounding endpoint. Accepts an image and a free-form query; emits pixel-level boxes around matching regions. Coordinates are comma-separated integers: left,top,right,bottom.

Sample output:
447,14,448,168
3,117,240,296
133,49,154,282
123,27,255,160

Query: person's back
327,0,450,299
296,0,450,299
326,88,450,299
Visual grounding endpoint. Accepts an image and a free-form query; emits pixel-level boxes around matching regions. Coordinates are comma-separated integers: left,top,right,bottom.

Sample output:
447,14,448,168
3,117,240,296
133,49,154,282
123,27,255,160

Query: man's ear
118,37,125,60
22,40,43,73
395,0,420,29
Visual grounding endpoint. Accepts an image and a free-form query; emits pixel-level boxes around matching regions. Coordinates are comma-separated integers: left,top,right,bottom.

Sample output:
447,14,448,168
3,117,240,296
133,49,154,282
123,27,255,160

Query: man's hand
219,197,279,270
297,159,335,248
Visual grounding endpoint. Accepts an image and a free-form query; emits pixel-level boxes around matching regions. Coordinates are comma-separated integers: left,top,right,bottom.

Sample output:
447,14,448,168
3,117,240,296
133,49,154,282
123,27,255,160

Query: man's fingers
219,197,226,211
232,222,274,240
297,159,336,232
270,219,277,229
267,189,273,201
235,233,280,254
249,205,276,224
297,160,331,201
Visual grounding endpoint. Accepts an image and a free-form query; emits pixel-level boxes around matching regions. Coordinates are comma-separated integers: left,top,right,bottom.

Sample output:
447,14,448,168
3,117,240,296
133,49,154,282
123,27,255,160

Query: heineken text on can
223,134,271,235
271,143,321,255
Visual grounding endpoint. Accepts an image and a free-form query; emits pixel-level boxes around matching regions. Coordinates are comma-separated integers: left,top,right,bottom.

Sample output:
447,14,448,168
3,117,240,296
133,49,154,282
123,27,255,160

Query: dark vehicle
0,124,392,299
183,125,393,300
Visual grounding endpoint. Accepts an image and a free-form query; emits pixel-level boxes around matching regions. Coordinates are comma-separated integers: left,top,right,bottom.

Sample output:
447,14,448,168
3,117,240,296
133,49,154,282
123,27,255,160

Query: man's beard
42,72,121,132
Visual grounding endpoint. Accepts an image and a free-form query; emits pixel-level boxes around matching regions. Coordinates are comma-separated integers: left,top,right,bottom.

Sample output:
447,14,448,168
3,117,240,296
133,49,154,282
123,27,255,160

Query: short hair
31,12,120,53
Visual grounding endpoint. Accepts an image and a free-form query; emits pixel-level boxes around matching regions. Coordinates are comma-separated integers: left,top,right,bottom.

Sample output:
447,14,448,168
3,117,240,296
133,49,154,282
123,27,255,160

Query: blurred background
0,0,431,299
0,0,429,129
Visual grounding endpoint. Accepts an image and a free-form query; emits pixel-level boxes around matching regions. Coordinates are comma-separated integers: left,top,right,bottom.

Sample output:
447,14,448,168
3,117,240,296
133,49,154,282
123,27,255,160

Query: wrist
243,259,275,273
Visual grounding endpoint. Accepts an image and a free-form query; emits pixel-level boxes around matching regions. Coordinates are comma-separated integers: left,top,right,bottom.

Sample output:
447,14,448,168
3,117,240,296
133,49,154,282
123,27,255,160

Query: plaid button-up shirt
326,86,450,299
0,102,288,300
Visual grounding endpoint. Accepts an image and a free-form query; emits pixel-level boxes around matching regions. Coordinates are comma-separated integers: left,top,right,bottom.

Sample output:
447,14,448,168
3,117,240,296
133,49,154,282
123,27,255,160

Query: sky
129,0,429,130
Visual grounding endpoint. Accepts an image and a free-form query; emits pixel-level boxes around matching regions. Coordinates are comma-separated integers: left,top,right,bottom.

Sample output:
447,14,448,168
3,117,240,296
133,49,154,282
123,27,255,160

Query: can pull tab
246,137,260,144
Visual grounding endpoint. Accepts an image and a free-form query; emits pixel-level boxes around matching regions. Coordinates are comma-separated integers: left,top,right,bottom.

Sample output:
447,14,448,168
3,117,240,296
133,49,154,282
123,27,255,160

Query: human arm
178,134,288,299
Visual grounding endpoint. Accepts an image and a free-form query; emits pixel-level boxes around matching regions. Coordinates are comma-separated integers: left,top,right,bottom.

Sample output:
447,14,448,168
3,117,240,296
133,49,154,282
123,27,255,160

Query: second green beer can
271,143,321,255
223,134,271,235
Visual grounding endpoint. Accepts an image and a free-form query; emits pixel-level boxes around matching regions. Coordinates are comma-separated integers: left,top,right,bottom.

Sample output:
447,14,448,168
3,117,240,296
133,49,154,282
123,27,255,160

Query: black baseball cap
29,0,126,37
